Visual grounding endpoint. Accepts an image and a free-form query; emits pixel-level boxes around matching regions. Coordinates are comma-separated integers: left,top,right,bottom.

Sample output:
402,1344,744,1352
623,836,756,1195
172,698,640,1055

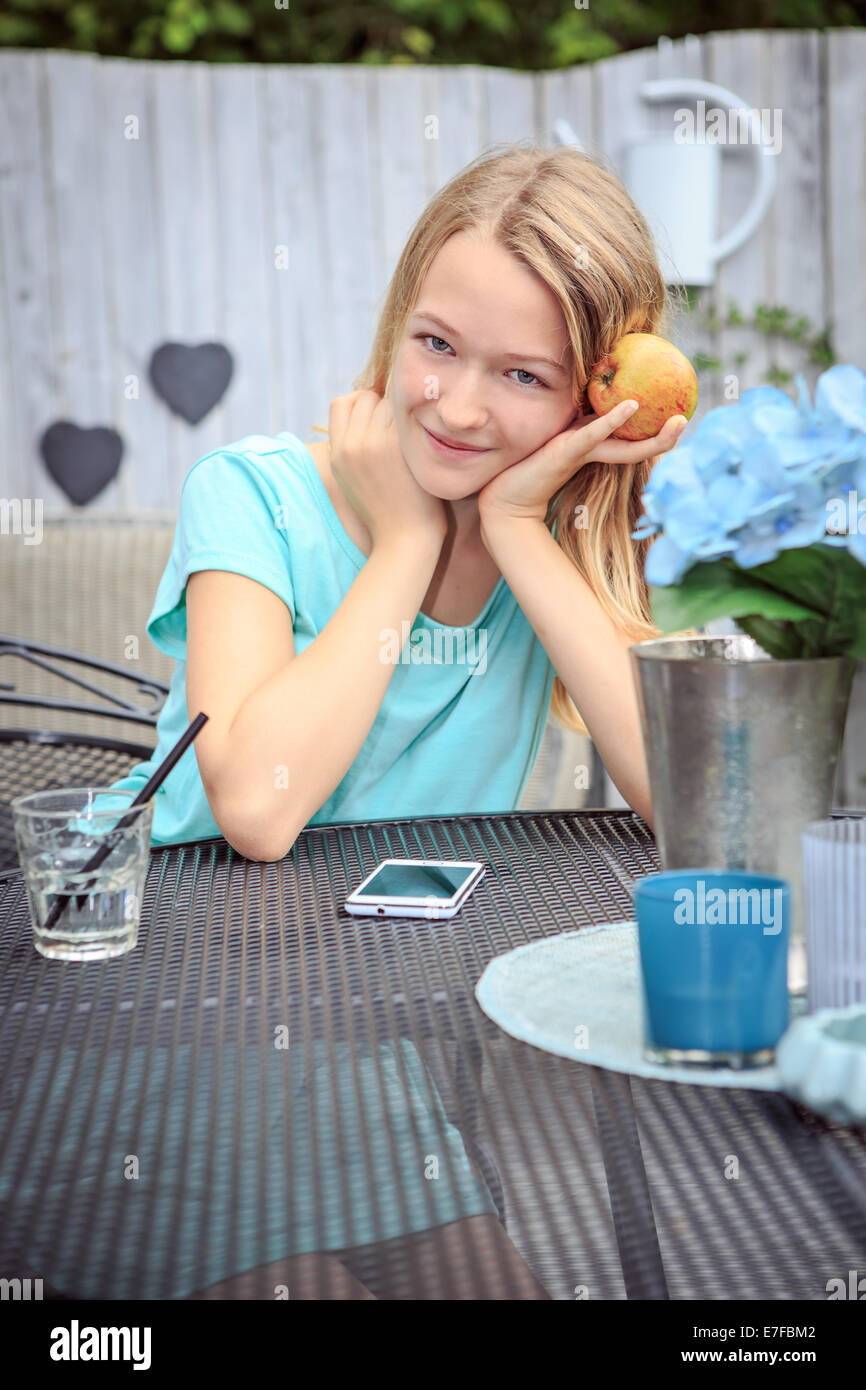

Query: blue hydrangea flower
632,365,866,584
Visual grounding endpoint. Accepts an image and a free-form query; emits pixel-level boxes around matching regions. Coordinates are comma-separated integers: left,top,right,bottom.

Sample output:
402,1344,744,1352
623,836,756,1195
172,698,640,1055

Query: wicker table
1,809,865,1301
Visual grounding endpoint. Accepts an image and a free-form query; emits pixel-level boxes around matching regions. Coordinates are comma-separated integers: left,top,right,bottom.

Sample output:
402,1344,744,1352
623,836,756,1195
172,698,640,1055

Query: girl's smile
420,422,492,458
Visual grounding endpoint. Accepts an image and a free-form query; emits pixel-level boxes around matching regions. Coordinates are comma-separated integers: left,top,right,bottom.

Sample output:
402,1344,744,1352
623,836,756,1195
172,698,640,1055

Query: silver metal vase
629,635,855,994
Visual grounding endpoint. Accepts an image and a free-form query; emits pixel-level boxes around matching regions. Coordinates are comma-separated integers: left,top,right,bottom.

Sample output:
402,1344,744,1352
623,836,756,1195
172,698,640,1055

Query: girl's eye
415,334,547,389
510,367,544,389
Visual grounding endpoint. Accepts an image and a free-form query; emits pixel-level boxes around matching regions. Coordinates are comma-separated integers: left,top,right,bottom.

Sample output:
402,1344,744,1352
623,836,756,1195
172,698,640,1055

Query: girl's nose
436,397,488,431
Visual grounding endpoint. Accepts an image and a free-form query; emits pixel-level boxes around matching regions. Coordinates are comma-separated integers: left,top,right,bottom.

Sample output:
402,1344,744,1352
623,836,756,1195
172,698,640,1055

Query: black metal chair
0,635,169,877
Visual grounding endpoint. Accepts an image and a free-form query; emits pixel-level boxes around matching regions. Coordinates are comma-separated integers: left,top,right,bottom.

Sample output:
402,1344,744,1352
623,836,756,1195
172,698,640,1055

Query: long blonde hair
322,140,688,736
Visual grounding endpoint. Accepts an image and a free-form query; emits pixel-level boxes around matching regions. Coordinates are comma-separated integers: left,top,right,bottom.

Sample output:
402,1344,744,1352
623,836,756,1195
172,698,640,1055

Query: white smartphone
344,858,486,920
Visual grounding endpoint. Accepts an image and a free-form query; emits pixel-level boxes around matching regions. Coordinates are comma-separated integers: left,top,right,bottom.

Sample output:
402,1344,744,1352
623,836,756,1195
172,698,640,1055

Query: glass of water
11,788,154,961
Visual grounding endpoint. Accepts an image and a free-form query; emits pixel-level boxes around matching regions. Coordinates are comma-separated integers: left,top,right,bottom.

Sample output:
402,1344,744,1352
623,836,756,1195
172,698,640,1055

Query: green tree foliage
0,0,863,66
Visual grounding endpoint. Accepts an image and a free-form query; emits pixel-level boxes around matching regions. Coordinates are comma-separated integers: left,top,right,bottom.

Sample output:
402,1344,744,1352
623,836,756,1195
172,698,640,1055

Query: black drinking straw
40,712,209,933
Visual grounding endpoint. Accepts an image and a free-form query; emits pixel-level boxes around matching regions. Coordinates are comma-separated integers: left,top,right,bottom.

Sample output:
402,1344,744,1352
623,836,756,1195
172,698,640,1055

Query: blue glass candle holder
634,869,791,1068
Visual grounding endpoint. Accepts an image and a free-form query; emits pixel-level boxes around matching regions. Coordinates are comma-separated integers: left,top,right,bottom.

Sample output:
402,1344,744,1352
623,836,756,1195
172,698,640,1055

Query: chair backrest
1,511,176,747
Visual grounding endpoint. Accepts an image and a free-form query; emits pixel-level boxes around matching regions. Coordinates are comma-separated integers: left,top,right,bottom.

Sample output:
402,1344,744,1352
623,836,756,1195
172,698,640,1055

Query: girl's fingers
328,391,363,451
587,399,642,442
330,389,375,453
587,411,688,463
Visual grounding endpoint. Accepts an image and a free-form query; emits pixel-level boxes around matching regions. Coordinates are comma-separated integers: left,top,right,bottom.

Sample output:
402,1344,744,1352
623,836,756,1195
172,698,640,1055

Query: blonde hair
318,140,691,736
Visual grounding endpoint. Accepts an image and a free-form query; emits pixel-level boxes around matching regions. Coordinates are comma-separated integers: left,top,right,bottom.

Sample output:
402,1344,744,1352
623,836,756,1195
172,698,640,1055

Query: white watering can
554,78,778,287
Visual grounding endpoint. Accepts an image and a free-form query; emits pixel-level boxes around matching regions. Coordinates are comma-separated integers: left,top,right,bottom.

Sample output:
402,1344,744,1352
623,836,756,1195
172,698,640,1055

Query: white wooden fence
0,29,864,508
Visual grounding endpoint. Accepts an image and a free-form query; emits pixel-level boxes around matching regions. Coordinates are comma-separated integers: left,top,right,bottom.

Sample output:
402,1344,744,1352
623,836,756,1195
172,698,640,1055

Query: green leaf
212,0,253,36
0,15,40,41
734,614,811,658
437,0,468,33
401,25,435,55
545,10,619,65
649,559,818,635
746,545,865,624
809,330,836,367
162,19,195,51
651,546,866,660
67,1,100,41
470,0,516,36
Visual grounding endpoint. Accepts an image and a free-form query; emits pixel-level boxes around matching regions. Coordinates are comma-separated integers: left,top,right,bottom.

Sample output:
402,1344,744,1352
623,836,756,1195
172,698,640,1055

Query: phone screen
355,862,477,901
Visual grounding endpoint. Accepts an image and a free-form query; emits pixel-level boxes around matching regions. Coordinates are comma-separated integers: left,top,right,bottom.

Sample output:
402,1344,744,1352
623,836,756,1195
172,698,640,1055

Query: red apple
586,333,698,442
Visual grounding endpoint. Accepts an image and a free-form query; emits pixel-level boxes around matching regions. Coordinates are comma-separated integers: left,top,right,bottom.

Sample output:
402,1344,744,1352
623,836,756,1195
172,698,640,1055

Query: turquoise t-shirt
110,431,557,848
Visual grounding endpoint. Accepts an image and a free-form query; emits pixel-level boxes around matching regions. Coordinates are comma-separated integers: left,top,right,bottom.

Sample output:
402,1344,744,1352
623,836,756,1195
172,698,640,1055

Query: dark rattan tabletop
1,808,865,1301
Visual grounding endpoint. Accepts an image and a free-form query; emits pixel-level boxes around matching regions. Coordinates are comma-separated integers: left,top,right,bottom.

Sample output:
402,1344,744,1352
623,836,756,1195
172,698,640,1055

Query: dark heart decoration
148,342,234,424
39,422,123,505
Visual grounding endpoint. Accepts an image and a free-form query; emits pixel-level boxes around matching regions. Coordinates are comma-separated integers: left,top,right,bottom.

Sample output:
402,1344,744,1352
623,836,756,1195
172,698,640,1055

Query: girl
99,140,687,1299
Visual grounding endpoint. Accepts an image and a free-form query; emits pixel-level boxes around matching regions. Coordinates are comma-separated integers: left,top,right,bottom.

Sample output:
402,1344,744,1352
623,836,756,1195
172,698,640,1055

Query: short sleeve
146,449,296,661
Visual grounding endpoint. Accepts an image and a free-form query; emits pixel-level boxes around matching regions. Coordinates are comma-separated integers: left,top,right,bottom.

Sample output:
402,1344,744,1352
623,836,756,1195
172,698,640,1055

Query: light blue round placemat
475,920,805,1090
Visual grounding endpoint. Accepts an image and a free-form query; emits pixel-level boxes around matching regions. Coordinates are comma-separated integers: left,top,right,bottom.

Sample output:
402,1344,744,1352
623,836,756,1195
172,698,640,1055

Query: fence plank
485,67,536,148
827,29,866,811
151,60,224,477
0,220,19,511
263,66,326,440
705,32,775,401
98,56,172,508
827,29,866,367
375,67,434,338
0,53,57,505
313,65,379,416
542,60,594,153
433,64,487,188
210,64,275,448
596,45,662,179
764,32,826,394
650,36,717,420
44,52,118,501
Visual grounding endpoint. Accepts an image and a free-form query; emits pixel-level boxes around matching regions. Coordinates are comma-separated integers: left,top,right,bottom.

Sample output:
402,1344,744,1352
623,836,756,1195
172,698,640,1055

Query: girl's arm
479,513,654,828
193,530,443,861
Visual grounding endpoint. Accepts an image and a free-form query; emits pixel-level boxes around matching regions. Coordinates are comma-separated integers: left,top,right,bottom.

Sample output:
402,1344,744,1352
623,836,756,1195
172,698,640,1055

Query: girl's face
388,231,579,500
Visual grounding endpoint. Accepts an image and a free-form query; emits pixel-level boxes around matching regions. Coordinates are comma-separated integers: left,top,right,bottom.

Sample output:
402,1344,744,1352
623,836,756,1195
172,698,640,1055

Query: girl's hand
328,390,448,550
477,400,688,525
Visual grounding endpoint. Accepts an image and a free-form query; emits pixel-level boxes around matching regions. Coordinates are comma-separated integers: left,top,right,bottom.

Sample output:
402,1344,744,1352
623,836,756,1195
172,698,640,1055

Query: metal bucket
630,635,855,994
